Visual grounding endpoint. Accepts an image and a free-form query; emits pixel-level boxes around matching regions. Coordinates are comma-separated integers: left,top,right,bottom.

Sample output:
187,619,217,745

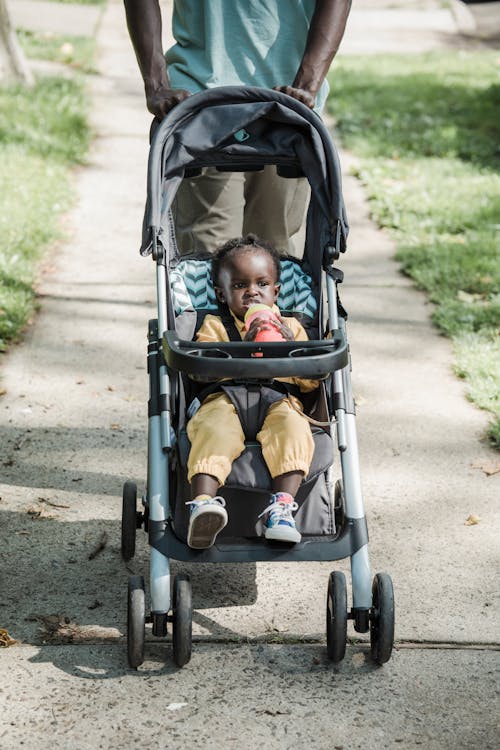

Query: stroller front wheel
326,570,348,663
172,574,192,667
370,573,395,665
127,575,145,669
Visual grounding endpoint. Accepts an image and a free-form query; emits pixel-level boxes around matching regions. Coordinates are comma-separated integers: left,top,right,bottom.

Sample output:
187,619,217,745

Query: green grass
328,51,500,447
0,76,90,351
18,29,97,74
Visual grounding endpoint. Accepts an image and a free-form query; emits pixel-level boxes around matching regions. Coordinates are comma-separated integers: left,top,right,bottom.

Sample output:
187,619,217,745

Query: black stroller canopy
141,86,349,280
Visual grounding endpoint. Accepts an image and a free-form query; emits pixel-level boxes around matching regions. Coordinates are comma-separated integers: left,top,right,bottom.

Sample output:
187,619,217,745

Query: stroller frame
122,87,394,668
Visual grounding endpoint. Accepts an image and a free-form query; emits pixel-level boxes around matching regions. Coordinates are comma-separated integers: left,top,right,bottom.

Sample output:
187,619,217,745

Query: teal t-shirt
165,0,329,113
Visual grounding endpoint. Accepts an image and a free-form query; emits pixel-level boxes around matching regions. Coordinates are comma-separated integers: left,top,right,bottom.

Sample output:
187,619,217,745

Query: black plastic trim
148,516,368,563
162,330,348,381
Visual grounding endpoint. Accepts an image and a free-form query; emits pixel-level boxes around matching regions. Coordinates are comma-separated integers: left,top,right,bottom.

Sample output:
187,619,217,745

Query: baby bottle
244,303,286,342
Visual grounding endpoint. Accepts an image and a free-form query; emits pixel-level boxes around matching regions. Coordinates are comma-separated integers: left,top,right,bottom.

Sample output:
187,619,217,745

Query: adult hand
146,86,191,120
273,85,315,109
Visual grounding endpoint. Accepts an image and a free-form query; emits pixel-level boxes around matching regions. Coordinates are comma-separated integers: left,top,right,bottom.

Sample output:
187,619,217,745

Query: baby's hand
244,314,294,342
272,315,294,341
243,318,266,341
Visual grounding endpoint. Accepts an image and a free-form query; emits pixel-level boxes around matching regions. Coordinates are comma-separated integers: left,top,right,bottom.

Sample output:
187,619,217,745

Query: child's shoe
258,492,301,544
185,496,228,549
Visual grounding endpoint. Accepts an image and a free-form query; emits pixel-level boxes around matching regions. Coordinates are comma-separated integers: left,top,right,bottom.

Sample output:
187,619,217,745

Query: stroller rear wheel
121,481,137,561
127,575,145,669
172,574,192,667
326,570,348,663
370,573,395,665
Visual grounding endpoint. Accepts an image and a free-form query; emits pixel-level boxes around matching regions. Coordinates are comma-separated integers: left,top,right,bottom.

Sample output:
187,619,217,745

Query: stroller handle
162,330,348,381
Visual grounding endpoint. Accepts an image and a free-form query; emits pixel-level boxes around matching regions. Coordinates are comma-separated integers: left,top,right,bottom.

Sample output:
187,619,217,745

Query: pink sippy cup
244,304,286,343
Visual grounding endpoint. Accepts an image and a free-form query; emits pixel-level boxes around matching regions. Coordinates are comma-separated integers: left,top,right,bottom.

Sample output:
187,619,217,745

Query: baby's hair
211,233,281,286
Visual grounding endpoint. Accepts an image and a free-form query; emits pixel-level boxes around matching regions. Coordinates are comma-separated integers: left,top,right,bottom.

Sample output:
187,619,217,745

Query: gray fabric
173,427,334,539
141,87,348,295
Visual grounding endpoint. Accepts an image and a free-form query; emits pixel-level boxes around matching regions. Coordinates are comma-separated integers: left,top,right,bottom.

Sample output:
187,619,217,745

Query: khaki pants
173,165,309,257
187,392,315,486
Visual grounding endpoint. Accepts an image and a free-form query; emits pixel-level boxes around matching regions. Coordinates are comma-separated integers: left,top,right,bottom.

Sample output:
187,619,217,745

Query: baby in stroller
186,234,320,549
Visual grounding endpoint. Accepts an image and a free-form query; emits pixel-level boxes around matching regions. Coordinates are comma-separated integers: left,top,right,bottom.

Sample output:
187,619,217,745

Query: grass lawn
328,51,500,447
0,65,90,351
18,29,97,74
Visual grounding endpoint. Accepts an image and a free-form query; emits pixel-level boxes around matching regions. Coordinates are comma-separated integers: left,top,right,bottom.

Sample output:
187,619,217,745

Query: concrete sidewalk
1,1,499,748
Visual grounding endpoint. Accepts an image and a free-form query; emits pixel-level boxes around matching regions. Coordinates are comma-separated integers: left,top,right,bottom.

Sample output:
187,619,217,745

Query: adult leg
172,168,245,254
243,166,310,257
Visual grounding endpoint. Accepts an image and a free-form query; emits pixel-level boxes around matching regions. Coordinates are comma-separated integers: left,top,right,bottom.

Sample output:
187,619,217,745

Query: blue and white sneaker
185,496,228,549
258,492,301,544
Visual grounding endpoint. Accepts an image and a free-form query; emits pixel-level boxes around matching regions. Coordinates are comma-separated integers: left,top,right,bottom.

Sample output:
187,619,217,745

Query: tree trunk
0,0,34,85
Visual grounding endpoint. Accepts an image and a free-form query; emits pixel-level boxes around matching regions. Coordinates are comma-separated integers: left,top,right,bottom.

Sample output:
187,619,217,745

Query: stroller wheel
172,574,192,667
326,571,348,663
127,575,145,669
121,481,137,561
370,573,395,665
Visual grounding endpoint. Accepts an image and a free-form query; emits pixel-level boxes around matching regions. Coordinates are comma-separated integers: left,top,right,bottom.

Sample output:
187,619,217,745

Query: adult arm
124,0,190,119
274,0,351,109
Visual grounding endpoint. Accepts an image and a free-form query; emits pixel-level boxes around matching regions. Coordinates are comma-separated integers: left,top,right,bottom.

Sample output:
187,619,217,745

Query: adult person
124,0,351,256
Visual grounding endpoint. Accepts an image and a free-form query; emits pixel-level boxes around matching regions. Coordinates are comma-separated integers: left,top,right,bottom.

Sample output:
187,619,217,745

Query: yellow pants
187,393,315,486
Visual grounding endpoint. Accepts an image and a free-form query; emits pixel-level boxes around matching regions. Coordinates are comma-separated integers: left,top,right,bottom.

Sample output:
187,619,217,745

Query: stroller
121,87,395,669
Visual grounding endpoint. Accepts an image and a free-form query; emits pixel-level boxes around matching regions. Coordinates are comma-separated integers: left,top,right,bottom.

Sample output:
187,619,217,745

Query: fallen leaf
0,628,16,647
0,388,7,397
110,423,122,431
107,385,115,392
471,459,500,476
26,504,56,519
464,514,480,526
35,614,119,644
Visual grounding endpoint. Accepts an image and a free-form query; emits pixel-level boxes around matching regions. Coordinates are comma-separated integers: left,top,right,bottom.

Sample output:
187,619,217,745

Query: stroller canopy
141,86,348,284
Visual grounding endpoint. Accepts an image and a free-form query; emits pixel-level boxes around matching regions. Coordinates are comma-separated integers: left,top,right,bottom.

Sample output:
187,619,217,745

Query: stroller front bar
162,330,348,380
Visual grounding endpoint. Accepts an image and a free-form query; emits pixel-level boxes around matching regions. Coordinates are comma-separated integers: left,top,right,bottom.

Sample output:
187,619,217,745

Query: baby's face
215,248,280,321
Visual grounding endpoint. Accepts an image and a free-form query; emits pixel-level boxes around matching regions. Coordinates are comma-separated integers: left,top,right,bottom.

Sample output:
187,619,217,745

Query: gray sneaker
185,496,228,549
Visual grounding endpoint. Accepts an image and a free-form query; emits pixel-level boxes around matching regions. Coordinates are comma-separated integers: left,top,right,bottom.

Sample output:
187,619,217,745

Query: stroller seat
170,255,336,540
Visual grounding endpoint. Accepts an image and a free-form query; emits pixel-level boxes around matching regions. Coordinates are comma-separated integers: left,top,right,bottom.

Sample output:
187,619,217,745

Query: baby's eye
258,280,270,287
233,282,245,290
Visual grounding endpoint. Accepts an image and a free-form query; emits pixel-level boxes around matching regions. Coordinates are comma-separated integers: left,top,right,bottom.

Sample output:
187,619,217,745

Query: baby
186,234,319,548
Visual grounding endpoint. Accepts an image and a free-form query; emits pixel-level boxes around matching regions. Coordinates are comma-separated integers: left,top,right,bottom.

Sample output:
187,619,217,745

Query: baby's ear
273,282,280,300
214,286,225,303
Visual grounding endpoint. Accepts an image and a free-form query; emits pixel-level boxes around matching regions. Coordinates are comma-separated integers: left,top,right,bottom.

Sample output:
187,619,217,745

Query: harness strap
217,301,241,341
188,308,306,438
188,379,303,439
220,383,286,440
